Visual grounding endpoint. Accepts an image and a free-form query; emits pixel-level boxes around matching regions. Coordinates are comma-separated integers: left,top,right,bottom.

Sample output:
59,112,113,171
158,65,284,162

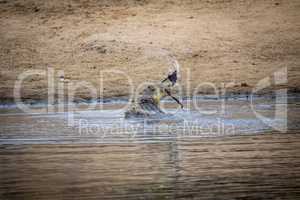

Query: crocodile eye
148,85,155,91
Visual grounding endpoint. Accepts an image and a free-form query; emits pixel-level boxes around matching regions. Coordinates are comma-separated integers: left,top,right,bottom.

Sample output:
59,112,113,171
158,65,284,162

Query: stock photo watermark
13,65,288,138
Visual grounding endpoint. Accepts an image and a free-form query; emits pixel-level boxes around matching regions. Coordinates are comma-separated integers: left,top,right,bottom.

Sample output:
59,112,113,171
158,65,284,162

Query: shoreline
1,92,299,109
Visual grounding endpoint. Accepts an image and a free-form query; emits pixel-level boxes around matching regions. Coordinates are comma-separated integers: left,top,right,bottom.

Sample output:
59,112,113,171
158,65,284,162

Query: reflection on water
1,136,300,199
0,97,300,199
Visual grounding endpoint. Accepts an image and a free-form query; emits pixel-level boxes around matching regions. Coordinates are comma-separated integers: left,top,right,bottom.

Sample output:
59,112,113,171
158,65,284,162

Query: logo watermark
12,64,289,138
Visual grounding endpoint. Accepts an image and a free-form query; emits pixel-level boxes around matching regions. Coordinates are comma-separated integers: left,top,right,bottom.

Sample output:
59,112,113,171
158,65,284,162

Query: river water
1,96,300,199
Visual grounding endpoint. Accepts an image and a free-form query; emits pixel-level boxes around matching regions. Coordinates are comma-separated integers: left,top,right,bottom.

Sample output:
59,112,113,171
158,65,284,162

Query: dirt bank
0,0,299,102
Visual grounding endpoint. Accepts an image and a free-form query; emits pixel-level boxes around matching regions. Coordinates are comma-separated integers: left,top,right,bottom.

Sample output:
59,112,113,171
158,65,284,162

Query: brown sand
0,0,300,102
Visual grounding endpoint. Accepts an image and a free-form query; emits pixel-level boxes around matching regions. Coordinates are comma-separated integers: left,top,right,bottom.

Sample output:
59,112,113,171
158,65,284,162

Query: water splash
143,47,181,80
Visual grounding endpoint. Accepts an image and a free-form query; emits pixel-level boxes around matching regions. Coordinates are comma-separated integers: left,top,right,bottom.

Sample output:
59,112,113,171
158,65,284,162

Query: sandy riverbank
0,0,299,102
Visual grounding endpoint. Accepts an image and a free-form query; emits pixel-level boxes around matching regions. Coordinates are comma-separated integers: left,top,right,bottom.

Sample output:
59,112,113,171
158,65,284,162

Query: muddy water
1,97,300,199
